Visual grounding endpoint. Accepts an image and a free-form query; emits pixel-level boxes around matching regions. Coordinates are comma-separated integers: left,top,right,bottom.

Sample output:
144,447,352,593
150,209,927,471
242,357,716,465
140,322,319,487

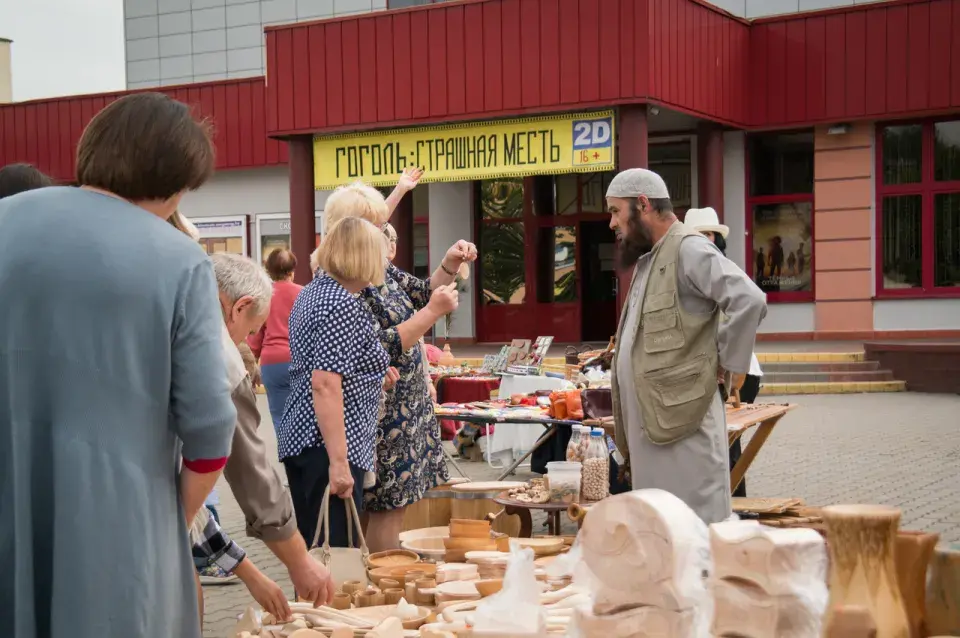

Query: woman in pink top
248,248,303,430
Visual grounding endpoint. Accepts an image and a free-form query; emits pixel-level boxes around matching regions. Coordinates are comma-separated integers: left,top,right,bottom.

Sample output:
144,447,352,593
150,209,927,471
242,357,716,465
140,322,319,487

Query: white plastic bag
471,543,546,636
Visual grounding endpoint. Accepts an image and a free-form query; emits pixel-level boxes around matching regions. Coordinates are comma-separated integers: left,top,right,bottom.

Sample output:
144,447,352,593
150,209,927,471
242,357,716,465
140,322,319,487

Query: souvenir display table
433,375,501,440
434,404,582,481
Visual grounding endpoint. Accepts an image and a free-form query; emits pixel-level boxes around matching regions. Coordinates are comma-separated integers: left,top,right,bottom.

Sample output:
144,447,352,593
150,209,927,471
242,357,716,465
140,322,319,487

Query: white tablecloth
485,375,572,457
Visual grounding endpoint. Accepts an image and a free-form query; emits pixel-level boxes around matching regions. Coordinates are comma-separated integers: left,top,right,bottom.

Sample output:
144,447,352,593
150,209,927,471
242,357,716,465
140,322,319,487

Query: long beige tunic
615,232,766,524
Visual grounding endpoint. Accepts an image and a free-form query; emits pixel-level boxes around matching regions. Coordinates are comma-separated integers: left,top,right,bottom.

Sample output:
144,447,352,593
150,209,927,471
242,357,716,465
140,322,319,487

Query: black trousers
728,374,761,498
284,445,366,549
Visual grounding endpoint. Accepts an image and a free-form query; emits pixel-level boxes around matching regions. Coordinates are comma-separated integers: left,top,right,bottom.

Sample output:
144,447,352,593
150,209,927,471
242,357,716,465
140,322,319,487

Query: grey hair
210,253,273,314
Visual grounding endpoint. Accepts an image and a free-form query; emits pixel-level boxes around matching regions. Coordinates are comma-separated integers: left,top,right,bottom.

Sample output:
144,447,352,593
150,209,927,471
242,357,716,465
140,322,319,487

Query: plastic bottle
581,428,610,501
565,425,582,462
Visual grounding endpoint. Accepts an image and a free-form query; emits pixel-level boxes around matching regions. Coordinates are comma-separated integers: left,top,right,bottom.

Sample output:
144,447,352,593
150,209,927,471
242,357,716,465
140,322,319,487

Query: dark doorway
580,220,618,342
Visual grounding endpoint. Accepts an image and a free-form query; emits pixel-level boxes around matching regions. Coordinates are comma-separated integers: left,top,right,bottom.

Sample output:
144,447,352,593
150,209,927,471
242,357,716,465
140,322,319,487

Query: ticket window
190,216,249,256
256,213,323,264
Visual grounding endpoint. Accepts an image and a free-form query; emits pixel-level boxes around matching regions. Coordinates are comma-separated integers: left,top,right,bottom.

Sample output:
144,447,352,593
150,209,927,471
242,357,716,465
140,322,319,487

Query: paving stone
202,391,960,637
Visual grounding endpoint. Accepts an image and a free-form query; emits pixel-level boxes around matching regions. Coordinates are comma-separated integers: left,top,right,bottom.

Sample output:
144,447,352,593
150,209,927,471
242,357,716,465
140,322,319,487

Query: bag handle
312,485,369,559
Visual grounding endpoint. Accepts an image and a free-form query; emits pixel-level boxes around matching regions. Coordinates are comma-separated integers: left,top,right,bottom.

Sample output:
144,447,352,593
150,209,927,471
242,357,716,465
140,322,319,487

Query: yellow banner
313,110,616,190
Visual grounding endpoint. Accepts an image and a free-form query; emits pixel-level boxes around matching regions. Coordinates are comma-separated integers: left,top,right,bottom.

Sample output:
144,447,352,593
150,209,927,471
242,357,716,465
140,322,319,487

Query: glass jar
581,428,610,501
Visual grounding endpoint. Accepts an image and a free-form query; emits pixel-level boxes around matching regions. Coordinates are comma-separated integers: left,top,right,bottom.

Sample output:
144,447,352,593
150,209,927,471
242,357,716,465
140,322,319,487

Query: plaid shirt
191,509,247,574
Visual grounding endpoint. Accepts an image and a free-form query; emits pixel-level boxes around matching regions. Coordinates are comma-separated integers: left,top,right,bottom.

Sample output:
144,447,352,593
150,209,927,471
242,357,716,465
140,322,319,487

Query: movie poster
751,202,813,293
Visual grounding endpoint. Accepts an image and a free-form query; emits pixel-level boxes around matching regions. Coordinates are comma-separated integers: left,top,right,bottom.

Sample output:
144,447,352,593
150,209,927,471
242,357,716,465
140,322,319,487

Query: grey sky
1,0,125,102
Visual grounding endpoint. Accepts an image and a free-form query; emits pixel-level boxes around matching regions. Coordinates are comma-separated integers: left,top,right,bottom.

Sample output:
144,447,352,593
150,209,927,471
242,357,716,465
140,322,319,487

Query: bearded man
607,168,767,524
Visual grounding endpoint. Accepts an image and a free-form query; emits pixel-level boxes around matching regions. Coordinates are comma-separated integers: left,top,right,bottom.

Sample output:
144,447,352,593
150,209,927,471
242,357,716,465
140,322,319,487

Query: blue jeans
261,362,292,431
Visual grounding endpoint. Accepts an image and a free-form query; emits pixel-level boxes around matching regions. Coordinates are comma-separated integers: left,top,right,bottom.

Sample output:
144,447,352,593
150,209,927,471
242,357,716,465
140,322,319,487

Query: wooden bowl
515,537,564,557
444,537,497,551
398,526,450,543
475,579,503,597
368,563,437,586
401,536,447,562
367,549,421,569
349,604,432,630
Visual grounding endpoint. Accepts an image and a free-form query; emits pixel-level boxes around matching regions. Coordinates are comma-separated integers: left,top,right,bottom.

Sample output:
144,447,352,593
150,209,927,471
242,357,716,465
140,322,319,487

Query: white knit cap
605,168,671,200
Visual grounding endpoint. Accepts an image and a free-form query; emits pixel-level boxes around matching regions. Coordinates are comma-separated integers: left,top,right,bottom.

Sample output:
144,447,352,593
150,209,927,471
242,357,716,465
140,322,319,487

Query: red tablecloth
435,376,501,440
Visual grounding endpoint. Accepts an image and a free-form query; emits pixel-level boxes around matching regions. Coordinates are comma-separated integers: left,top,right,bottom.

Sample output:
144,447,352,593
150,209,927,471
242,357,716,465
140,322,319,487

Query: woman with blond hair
311,176,474,552
279,217,403,547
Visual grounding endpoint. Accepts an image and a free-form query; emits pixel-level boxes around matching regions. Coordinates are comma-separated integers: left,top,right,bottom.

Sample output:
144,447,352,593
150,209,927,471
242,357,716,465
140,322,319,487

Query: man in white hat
606,169,767,524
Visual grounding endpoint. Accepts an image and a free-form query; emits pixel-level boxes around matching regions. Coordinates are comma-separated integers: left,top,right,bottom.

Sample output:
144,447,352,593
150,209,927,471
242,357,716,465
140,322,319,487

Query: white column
428,182,475,340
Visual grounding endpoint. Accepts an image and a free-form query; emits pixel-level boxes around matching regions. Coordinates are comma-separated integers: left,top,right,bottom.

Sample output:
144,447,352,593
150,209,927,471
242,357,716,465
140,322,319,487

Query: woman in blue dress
318,179,478,552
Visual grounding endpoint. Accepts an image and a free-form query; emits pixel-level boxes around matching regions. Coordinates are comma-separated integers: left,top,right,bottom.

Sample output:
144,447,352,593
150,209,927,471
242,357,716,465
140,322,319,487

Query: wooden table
585,402,797,495
725,403,797,493
492,491,600,537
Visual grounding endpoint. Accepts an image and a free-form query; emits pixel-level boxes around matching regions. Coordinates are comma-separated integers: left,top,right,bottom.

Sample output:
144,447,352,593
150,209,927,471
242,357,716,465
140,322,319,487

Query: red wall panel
264,0,662,136
750,0,960,128
0,78,285,183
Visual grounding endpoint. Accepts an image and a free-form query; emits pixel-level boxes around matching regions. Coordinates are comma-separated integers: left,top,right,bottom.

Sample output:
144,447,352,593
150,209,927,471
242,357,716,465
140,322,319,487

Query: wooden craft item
822,605,878,638
398,526,450,543
450,519,491,539
332,593,353,610
732,497,806,515
399,537,446,563
436,562,479,583
368,564,437,587
404,581,418,604
893,530,939,638
366,550,421,569
513,537,564,557
572,605,695,638
378,579,400,591
451,482,527,493
821,505,911,638
711,577,825,638
382,589,404,604
926,542,960,637
578,489,711,615
348,605,432,630
475,579,503,597
342,581,365,595
710,520,827,595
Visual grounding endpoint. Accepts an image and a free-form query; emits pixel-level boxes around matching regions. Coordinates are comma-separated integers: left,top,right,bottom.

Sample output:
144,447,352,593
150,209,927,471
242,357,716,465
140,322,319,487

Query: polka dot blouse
277,274,389,472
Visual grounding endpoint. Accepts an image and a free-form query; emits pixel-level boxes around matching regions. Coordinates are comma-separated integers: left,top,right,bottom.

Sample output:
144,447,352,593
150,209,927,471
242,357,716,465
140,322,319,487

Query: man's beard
617,207,654,268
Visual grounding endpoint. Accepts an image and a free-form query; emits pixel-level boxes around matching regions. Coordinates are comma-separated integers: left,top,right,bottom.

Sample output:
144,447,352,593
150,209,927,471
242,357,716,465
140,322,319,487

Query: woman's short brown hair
265,248,297,281
76,93,215,201
317,217,386,287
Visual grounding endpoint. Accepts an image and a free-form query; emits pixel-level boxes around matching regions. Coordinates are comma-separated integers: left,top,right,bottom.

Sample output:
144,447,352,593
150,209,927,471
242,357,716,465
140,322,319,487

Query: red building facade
2,0,960,342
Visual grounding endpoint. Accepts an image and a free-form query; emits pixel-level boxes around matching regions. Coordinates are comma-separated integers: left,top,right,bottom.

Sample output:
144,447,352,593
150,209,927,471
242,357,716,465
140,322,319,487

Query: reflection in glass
934,193,960,287
555,175,579,214
881,195,923,289
650,142,693,207
935,121,960,182
200,237,244,255
882,125,923,185
751,202,813,293
480,178,524,219
536,226,577,303
748,132,814,197
480,223,526,304
413,223,429,279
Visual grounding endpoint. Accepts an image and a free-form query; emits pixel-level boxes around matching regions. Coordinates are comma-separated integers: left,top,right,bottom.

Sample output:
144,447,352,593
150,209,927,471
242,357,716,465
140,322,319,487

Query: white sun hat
684,207,729,239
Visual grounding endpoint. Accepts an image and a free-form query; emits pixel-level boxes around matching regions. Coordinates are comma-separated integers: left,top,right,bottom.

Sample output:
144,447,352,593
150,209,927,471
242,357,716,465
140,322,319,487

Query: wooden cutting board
733,497,806,514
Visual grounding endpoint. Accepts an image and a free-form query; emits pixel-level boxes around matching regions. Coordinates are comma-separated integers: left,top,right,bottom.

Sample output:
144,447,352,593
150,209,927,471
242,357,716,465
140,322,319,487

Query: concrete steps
753,352,906,395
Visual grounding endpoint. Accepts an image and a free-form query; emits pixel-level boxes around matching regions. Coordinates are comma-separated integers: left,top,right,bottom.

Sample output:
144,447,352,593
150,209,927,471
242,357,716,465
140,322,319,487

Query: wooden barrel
401,478,470,532
449,481,525,537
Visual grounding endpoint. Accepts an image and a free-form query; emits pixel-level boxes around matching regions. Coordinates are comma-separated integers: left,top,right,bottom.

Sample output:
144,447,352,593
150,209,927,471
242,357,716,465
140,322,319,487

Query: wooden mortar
821,504,910,638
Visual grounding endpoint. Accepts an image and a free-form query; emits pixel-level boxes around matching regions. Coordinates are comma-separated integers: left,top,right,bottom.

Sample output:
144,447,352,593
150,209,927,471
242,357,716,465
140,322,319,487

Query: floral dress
360,264,450,511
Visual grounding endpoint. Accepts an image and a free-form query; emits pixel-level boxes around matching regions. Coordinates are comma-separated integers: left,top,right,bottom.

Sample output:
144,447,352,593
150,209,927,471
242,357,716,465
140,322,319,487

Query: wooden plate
515,537,564,557
346,604,432,630
398,526,449,543
367,549,421,569
400,537,446,562
436,581,480,597
451,481,526,493
368,563,437,586
465,551,510,564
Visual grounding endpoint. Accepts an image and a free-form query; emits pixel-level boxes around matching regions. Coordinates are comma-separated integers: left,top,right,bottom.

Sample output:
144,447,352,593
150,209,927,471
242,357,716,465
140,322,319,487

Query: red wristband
183,457,228,473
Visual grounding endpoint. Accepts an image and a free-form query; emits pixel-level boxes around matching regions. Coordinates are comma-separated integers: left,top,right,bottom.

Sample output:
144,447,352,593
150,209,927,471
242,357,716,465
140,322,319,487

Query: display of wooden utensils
821,504,911,638
926,542,960,637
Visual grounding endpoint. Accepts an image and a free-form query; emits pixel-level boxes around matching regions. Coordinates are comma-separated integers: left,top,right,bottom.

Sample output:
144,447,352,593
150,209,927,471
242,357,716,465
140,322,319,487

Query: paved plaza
201,391,960,637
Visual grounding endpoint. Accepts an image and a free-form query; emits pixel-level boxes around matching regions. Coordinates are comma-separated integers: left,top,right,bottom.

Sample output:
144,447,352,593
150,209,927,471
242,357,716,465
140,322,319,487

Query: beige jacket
221,326,297,543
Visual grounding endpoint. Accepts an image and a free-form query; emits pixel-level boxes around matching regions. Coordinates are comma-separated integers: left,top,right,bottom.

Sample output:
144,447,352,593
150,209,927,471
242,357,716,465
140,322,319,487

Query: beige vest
613,223,720,455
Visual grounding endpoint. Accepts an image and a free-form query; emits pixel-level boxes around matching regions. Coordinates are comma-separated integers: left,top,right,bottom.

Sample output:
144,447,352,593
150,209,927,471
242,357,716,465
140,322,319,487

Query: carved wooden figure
821,505,910,638
577,489,711,616
710,520,827,595
925,542,960,637
572,605,697,638
893,530,938,638
822,605,878,638
711,578,824,638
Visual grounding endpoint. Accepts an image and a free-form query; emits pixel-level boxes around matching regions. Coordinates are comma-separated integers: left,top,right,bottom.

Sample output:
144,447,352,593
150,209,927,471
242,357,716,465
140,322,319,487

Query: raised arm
678,236,767,375
384,166,424,221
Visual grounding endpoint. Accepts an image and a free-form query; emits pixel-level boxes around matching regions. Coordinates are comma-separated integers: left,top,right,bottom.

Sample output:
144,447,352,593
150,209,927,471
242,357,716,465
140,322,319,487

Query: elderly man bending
606,169,767,525
208,253,335,606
